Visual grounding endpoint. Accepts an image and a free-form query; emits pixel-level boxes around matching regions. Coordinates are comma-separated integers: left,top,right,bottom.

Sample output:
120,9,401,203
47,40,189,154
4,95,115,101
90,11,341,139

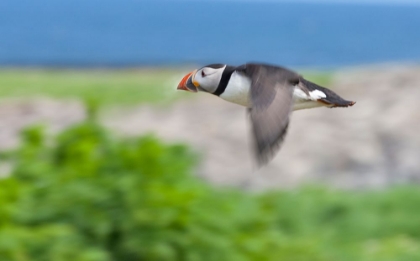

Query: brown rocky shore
1,65,419,189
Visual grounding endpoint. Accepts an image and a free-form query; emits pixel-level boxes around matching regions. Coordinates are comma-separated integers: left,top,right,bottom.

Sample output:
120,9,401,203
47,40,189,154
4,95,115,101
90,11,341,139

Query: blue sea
1,0,420,67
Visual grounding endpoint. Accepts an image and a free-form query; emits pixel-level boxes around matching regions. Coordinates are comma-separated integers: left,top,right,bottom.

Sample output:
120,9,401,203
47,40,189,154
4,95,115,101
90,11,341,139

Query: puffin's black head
177,64,227,93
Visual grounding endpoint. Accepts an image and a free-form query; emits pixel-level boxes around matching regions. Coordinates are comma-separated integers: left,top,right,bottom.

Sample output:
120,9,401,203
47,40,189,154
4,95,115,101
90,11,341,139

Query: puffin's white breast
219,71,252,107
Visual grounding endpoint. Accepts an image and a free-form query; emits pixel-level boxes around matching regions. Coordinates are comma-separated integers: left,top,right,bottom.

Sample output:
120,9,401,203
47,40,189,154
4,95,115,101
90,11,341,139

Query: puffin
177,63,355,166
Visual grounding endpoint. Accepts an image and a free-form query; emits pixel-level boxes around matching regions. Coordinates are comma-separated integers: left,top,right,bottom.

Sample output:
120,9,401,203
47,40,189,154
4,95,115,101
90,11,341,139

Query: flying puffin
177,63,355,166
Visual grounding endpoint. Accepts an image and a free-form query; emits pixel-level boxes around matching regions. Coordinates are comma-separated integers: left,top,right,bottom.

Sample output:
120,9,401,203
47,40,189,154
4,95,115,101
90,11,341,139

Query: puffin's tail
301,78,356,108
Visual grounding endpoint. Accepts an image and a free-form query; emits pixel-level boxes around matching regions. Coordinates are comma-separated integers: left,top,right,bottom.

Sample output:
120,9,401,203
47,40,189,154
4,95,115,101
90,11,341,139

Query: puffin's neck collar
213,66,236,96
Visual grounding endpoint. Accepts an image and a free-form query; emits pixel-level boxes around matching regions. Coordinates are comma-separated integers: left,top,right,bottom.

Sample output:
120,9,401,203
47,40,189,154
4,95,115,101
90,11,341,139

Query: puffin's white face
193,65,226,93
177,64,226,94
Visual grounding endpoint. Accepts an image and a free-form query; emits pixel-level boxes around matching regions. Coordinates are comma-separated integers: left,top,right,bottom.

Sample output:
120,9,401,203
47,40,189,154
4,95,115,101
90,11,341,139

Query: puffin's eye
201,70,206,77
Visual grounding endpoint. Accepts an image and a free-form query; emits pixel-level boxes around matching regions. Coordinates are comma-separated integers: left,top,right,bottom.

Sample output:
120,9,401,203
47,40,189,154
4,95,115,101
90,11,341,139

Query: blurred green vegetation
301,70,332,87
0,69,183,105
0,69,331,106
0,114,419,261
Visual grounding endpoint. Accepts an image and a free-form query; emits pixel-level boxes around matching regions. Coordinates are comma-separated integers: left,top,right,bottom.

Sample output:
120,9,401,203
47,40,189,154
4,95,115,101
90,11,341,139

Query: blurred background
1,0,420,260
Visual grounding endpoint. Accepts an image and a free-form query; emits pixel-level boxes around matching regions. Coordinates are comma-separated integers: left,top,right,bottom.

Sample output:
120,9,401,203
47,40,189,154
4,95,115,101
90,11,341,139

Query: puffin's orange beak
177,71,198,92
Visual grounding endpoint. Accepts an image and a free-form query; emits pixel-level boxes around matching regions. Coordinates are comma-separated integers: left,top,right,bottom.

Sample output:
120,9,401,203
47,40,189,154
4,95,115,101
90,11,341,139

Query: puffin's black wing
238,63,300,166
299,78,356,108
